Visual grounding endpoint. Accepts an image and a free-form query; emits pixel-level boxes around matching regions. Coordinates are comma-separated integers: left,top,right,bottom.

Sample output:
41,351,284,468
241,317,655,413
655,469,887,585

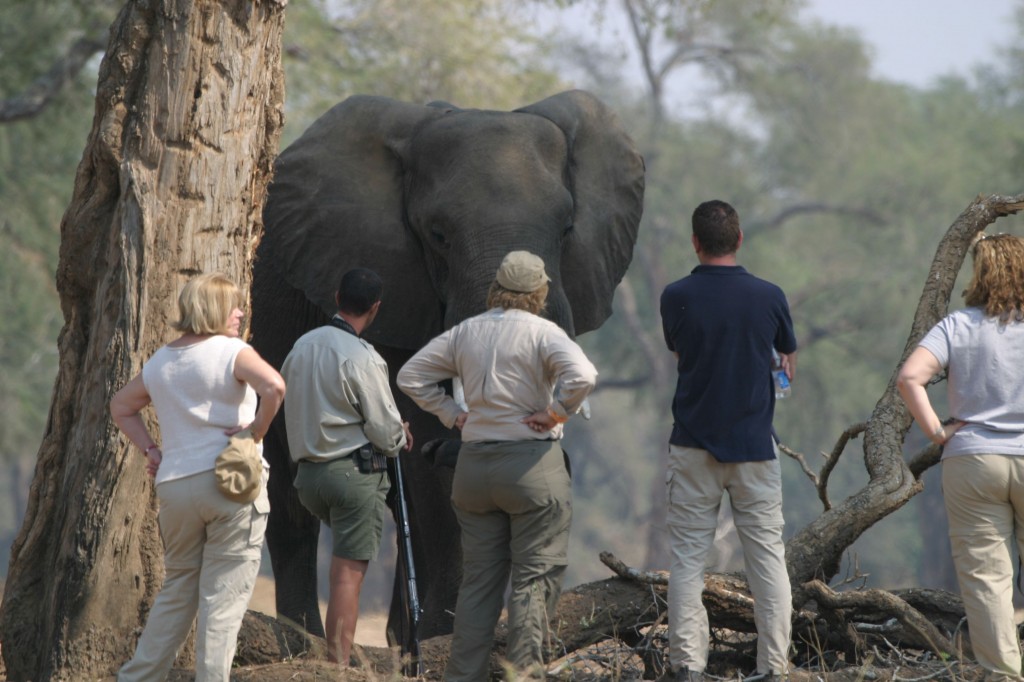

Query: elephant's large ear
262,96,447,350
517,90,645,335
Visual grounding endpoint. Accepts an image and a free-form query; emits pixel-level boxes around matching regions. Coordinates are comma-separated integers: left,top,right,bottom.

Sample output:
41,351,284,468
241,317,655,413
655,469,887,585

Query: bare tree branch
620,0,763,130
658,42,764,82
601,551,668,585
907,443,943,478
746,202,887,236
803,580,958,659
0,34,107,124
615,278,664,380
621,0,661,113
777,441,820,487
816,422,867,512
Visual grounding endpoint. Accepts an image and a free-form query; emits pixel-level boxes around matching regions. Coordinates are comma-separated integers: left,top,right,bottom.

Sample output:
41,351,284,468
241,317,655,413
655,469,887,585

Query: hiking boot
657,666,706,682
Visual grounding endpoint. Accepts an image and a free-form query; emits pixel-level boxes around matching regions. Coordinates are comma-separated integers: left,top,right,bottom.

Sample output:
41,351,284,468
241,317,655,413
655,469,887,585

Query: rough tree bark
784,193,1024,602
0,1,286,680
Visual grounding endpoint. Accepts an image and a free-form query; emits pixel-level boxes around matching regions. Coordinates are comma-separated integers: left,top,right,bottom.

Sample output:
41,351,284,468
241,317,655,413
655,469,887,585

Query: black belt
474,438,557,445
299,450,355,464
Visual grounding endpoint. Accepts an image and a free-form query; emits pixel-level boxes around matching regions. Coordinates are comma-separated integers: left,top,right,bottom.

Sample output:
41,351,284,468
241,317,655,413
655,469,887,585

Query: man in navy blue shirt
658,200,797,682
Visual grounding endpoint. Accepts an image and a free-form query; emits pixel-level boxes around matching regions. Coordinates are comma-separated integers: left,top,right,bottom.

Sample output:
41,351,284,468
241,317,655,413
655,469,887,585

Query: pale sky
802,0,1019,86
539,1,1020,92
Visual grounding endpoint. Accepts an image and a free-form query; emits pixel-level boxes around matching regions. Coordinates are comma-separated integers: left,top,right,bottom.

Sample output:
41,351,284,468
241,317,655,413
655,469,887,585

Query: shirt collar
691,264,748,275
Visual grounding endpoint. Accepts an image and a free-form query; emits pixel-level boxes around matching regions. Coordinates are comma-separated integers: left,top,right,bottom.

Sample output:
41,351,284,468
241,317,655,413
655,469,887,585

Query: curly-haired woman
898,233,1024,682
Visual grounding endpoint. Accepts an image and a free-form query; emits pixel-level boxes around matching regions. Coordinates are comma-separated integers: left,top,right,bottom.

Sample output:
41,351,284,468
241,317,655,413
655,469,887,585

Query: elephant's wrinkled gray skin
250,90,645,645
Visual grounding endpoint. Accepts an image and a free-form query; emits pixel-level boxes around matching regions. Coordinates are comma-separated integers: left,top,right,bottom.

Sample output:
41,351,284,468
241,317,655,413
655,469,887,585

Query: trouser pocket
248,475,270,548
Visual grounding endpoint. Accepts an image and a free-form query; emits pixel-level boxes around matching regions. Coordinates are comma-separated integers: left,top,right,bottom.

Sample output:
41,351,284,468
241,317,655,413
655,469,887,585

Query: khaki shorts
294,457,390,561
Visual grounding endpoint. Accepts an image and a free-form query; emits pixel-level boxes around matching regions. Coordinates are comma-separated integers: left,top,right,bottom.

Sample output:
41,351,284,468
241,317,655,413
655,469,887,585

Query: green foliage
0,1,110,90
0,0,114,550
279,0,566,143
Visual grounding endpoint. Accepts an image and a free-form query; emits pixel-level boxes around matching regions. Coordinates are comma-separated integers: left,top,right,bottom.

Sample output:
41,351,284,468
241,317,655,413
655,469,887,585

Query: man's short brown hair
692,200,740,257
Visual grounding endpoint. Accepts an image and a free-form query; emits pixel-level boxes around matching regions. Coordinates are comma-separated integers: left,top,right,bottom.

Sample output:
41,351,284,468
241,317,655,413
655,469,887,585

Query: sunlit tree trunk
0,1,286,679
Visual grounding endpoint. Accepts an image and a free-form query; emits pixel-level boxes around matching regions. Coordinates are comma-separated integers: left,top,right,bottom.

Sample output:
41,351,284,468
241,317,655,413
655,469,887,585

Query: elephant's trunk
442,230,573,336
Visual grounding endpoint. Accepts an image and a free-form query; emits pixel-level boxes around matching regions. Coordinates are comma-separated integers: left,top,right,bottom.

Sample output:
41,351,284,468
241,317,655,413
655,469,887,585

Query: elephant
249,89,645,648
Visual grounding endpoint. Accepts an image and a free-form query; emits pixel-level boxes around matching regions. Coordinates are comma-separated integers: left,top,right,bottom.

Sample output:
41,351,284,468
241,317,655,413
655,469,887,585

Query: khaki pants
118,469,269,682
943,454,1024,682
444,440,572,682
666,445,791,675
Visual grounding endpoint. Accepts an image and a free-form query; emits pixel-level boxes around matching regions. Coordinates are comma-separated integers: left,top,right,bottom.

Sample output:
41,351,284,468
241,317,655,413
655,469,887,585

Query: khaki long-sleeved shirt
282,323,406,462
397,308,597,442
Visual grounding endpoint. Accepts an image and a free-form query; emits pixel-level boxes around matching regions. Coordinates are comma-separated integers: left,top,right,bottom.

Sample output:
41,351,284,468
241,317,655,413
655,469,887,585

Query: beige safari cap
495,251,551,293
214,429,263,504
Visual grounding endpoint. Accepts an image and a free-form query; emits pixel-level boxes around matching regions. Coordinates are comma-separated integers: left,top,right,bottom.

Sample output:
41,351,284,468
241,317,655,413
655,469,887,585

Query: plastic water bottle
772,350,791,399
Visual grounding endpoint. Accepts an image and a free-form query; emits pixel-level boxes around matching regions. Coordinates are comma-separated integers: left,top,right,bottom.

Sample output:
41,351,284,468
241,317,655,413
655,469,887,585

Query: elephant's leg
381,347,464,642
250,258,330,640
264,418,325,640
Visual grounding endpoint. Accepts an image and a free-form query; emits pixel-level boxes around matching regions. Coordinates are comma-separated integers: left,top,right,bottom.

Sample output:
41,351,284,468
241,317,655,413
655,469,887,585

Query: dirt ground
202,578,992,682
0,577,1002,681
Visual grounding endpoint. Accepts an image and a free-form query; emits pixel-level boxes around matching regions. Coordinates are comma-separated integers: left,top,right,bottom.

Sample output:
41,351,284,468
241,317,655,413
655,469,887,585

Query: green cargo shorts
294,456,390,561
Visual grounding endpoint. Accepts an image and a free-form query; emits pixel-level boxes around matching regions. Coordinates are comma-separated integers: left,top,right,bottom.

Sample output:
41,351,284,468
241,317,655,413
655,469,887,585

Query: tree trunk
0,1,286,679
785,193,1024,602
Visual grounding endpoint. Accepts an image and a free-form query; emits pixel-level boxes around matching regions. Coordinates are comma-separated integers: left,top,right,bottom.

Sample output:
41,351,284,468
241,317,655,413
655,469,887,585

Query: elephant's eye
562,221,574,237
431,229,450,248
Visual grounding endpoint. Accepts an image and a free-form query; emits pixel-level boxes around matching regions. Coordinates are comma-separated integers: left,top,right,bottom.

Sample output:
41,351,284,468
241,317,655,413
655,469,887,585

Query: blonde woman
898,234,1024,682
110,273,285,682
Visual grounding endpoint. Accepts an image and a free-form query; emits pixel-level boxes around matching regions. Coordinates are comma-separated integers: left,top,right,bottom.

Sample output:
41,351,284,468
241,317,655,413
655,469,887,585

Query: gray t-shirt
919,307,1024,458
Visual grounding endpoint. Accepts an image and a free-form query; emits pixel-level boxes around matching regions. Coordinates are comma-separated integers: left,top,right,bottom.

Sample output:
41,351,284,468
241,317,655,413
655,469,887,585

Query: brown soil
0,577,996,681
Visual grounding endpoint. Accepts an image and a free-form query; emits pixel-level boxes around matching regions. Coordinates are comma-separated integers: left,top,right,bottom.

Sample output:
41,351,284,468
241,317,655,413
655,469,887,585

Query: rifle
389,451,422,676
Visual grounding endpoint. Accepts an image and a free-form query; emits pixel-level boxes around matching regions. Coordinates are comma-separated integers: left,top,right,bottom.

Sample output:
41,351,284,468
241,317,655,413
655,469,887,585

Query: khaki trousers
118,469,269,682
666,445,791,675
943,454,1024,682
444,440,572,682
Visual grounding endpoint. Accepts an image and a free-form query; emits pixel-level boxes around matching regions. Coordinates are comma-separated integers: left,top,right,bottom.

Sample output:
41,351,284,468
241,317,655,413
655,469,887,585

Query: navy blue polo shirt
660,265,797,462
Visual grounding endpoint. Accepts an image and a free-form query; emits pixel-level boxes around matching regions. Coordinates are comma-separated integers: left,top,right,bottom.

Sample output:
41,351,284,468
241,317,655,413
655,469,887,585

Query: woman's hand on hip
521,410,556,433
145,449,162,477
934,420,967,444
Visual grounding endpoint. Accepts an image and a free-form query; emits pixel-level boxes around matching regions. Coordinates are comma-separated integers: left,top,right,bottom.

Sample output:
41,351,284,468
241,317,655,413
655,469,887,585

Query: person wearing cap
280,267,412,666
658,200,796,682
398,250,597,681
110,273,286,682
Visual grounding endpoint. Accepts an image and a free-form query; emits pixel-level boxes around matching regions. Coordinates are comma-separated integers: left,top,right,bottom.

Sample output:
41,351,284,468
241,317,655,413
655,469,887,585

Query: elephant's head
262,90,645,348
